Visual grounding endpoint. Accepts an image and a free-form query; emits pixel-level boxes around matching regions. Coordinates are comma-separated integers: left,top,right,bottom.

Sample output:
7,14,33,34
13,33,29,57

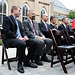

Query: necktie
32,21,38,35
45,23,48,31
15,18,22,38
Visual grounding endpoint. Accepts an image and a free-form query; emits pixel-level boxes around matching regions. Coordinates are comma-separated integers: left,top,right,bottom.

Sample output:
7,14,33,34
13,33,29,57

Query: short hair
42,14,48,18
27,10,34,16
11,6,21,13
62,17,66,22
50,16,55,22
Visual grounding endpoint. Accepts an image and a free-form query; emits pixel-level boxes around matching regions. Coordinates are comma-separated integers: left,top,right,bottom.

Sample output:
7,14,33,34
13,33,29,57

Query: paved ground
0,46,75,75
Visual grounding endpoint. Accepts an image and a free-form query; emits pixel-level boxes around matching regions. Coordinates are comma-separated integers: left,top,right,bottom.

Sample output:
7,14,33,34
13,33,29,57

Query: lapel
33,21,37,29
50,24,55,28
10,15,17,25
41,21,47,30
62,24,67,30
27,19,34,32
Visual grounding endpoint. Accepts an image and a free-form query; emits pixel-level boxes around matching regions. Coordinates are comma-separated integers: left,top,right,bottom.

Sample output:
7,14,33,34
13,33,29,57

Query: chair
68,31,75,38
48,29,75,73
63,30,75,45
0,28,17,70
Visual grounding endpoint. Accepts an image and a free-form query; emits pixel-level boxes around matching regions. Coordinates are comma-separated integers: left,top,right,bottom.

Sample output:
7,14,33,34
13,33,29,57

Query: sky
59,0,75,10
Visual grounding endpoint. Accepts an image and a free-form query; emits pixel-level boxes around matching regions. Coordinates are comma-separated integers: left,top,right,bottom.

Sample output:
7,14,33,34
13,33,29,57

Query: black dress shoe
24,61,38,68
17,62,24,73
41,56,51,62
35,59,43,66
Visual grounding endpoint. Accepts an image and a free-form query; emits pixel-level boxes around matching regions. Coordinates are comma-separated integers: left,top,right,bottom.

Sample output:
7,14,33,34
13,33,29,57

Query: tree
67,10,75,19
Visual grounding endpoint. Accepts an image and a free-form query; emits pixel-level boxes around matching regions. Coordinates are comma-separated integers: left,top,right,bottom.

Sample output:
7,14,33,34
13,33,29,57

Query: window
22,4,29,23
40,8,46,21
0,0,8,25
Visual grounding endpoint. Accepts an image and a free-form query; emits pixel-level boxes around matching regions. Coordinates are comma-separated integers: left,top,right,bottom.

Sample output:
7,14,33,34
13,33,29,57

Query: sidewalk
0,46,75,75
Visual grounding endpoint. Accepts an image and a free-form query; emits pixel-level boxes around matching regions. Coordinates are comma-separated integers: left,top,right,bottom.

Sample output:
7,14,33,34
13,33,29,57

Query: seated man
23,10,53,66
66,21,73,32
2,6,38,73
58,17,75,44
38,14,50,38
49,16,65,60
49,16,57,30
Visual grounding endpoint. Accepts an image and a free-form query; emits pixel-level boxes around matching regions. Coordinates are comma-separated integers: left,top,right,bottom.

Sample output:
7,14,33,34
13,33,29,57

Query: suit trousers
29,38,53,56
4,38,37,63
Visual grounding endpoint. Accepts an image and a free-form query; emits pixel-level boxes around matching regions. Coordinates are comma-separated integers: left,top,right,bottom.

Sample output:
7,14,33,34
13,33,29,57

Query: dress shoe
17,62,24,73
41,56,51,62
35,59,43,66
24,61,38,68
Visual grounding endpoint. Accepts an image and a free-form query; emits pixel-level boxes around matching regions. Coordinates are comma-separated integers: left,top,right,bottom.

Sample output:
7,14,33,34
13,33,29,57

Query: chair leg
4,48,11,70
70,50,75,64
2,46,4,64
58,50,67,73
51,49,54,67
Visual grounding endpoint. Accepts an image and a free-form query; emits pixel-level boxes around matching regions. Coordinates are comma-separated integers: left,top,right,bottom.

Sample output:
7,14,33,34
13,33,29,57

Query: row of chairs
0,28,75,73
48,29,75,73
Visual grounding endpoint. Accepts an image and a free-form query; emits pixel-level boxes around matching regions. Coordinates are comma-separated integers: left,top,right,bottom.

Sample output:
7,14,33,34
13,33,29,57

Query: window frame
0,0,8,26
22,3,29,23
40,7,46,21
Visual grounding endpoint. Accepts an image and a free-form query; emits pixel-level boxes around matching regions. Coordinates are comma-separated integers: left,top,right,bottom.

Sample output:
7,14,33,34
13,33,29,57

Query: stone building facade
0,0,54,26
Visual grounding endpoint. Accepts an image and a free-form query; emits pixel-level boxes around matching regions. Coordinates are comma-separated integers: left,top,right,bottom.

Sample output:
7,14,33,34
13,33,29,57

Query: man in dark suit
49,16,62,46
49,16,65,60
58,17,75,44
23,10,53,66
2,6,38,73
58,17,68,31
38,14,50,38
49,16,57,30
66,21,73,32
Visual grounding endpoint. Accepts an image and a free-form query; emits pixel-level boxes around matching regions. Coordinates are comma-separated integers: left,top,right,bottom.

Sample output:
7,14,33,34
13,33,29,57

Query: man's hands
18,36,29,41
37,36,46,40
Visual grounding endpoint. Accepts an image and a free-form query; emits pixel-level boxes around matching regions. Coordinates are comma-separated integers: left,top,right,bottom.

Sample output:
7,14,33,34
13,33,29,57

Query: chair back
63,30,72,45
48,29,59,48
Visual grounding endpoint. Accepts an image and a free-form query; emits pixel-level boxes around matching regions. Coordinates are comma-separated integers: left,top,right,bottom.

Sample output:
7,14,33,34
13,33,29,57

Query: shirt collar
28,17,33,24
50,23,55,26
12,15,16,20
42,20,46,25
63,23,66,28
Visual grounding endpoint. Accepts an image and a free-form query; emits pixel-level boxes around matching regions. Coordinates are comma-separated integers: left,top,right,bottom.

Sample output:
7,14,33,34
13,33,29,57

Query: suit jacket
58,24,67,31
23,19,44,38
49,24,57,29
38,21,50,38
2,15,26,47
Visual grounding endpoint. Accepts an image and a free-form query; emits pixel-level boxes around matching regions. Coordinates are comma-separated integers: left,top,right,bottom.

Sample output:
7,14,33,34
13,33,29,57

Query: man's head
62,17,68,25
42,14,48,22
66,21,71,27
50,16,56,24
27,10,36,20
11,6,21,18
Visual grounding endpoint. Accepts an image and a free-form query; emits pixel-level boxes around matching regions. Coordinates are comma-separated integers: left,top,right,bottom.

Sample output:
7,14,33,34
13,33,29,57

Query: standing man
23,10,53,65
38,14,50,38
2,6,37,73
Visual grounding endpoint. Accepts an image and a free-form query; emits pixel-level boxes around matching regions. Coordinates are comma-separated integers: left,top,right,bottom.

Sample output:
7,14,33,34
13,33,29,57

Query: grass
0,40,3,45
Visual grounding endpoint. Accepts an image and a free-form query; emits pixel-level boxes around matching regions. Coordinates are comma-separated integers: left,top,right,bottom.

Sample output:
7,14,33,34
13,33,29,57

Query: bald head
42,14,48,22
27,10,36,20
